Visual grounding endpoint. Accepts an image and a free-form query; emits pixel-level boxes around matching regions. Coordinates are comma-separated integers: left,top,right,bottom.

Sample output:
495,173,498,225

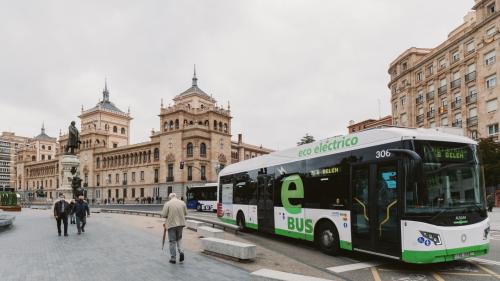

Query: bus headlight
484,226,490,240
420,231,442,245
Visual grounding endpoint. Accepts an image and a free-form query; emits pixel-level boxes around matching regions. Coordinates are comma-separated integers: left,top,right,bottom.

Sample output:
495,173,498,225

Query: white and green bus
216,127,490,264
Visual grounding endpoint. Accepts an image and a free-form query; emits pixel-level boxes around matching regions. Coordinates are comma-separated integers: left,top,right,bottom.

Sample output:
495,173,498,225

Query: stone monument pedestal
59,154,80,199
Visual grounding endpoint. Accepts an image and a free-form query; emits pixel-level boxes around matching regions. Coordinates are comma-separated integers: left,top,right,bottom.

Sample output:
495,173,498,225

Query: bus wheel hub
322,230,334,247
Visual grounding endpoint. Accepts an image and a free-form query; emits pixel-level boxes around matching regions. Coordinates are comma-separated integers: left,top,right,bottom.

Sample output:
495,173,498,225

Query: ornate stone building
389,0,499,141
14,71,273,202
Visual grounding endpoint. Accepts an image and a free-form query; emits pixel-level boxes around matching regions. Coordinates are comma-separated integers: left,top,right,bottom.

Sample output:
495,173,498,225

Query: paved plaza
0,209,249,281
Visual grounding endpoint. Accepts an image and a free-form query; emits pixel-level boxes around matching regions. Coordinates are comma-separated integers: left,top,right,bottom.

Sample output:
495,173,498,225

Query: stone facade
14,71,273,202
347,115,393,133
389,0,500,141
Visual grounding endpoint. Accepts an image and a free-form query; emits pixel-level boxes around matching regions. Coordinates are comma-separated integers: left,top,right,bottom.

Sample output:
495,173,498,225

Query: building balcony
467,116,478,126
451,100,462,110
426,91,435,100
465,71,476,83
166,176,174,182
438,85,447,95
416,114,424,123
466,93,477,104
450,79,461,89
416,96,424,105
427,111,435,118
452,120,462,128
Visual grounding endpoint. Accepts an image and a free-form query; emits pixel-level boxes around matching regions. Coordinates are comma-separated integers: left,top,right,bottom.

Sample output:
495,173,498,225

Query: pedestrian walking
53,193,70,237
68,199,76,224
487,193,495,212
161,193,187,264
72,195,90,234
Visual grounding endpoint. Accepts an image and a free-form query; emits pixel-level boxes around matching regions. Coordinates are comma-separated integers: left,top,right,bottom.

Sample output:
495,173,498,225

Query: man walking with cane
161,193,187,264
54,193,69,237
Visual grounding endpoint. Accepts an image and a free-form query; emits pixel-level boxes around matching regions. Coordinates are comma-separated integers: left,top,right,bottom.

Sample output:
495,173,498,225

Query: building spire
103,77,110,102
41,122,45,134
192,64,198,87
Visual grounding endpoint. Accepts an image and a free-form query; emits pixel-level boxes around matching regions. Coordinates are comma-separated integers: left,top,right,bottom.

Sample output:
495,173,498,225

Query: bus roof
219,127,475,177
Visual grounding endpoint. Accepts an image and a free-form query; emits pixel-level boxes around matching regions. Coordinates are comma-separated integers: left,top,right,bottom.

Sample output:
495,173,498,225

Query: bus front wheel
315,221,340,255
236,212,246,231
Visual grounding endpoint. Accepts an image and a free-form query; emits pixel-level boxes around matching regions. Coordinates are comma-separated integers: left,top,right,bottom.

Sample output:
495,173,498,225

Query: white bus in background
186,183,217,212
216,127,490,263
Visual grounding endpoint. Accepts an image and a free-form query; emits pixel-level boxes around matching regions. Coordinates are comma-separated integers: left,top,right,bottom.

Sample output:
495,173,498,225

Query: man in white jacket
161,193,188,264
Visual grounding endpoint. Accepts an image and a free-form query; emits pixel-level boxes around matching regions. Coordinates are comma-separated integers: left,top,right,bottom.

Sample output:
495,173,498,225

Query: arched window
121,128,126,134
48,146,52,150
148,150,151,162
218,122,222,131
113,126,118,133
189,120,193,125
175,119,179,129
103,158,107,168
105,124,109,131
200,143,207,157
134,153,138,164
169,121,174,130
204,120,209,126
96,157,100,168
223,123,228,133
214,120,217,130
42,145,45,150
139,152,143,163
164,122,168,131
186,143,193,157
154,148,160,160
143,151,147,162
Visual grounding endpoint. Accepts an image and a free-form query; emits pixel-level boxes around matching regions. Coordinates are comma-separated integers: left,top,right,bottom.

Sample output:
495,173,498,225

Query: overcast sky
0,0,474,150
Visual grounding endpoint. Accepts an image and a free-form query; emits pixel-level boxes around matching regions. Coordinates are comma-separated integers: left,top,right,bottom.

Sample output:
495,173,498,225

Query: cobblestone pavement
0,209,249,281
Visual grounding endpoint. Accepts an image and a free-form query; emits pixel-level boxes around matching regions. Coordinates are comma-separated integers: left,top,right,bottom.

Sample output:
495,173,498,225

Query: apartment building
389,0,500,140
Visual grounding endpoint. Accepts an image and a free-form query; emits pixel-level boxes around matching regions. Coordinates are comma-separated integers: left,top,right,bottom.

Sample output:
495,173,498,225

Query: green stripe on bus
275,228,313,241
402,243,489,264
245,222,258,230
340,240,352,251
218,217,236,225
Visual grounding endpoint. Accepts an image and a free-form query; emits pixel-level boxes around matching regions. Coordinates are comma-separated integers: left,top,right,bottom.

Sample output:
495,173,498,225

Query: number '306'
375,150,391,158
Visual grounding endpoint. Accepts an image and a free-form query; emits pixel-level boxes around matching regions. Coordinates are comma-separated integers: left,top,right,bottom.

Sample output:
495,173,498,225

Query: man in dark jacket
53,194,70,236
72,195,90,234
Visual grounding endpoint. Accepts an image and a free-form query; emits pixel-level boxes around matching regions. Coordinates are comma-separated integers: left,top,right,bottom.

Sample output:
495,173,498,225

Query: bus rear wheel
315,221,340,255
236,212,246,231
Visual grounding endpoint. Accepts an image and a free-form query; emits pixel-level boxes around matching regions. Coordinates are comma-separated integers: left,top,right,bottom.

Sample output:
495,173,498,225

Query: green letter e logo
281,174,304,214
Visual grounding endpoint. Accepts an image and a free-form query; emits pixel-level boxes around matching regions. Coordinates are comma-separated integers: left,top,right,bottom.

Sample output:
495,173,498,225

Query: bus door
257,174,275,233
351,161,401,257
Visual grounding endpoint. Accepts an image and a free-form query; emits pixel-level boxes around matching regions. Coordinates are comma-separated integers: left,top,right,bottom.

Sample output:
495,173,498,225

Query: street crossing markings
326,262,383,273
468,257,500,267
473,263,500,280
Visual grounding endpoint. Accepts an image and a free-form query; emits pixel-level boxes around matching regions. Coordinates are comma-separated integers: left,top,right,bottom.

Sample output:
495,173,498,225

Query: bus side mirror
388,149,423,180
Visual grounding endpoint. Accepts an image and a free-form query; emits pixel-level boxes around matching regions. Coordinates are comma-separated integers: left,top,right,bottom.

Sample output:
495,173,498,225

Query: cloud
0,0,473,150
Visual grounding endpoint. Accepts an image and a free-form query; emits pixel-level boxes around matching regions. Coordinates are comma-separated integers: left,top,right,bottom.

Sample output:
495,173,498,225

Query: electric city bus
186,183,217,212
216,127,490,264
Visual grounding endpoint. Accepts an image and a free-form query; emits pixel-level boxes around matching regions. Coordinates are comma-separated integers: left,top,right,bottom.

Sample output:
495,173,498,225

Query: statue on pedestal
65,121,81,155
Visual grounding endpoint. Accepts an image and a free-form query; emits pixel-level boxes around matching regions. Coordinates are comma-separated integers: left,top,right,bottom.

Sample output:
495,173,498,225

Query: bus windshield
405,141,486,215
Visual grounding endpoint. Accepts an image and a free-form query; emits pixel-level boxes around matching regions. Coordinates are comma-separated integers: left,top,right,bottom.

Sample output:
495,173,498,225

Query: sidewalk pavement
0,209,249,281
